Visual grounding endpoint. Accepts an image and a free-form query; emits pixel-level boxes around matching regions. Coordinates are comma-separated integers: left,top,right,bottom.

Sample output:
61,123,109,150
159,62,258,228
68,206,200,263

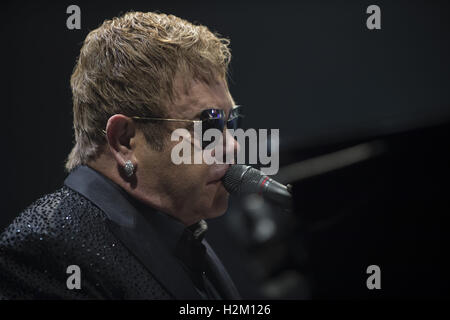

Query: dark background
2,0,450,299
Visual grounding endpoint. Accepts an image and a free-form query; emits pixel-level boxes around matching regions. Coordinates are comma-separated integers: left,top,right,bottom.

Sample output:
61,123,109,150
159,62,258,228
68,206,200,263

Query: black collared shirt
130,196,222,299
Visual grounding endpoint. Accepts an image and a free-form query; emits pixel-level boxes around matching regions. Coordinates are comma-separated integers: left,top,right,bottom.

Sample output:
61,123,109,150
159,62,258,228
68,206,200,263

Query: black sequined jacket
0,166,240,300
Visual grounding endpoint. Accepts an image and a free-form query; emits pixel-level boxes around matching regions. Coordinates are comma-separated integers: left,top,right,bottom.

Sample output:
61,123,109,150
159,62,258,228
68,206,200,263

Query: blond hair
65,11,231,171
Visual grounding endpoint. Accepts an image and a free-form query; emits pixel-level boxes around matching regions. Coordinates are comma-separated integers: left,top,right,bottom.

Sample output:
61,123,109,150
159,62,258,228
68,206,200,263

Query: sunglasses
131,105,244,149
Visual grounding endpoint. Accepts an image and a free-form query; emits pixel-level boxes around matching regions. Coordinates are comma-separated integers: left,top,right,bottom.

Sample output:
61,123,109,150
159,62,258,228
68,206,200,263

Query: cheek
169,163,210,187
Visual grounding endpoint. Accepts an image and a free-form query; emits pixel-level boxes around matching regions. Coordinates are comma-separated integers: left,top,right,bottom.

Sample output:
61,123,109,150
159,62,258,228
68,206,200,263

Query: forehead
168,75,235,119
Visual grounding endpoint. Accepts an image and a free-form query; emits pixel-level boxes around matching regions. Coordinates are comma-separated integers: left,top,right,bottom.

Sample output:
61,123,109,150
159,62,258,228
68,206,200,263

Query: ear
105,114,137,167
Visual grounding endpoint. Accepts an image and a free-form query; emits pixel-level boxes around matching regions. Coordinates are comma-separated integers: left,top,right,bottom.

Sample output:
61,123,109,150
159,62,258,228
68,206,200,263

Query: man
0,11,241,299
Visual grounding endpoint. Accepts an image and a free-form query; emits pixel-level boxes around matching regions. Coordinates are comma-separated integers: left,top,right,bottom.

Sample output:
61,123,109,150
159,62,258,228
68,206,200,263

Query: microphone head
222,165,264,195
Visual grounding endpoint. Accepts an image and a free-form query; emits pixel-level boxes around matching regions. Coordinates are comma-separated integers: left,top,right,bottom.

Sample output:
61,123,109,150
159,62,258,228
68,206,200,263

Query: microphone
222,165,293,210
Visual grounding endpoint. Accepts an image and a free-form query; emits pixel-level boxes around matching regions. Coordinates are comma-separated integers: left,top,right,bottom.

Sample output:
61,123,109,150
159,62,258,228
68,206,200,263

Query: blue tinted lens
200,109,225,120
203,118,225,132
226,117,240,130
199,108,243,149
202,118,225,149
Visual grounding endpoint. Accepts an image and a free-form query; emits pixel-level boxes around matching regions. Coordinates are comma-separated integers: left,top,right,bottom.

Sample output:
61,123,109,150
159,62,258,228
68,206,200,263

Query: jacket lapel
105,213,201,299
64,165,201,299
204,241,241,300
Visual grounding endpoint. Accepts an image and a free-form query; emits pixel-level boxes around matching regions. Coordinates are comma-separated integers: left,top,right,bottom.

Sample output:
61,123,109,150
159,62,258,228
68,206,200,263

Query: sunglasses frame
130,105,243,129
100,106,244,145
